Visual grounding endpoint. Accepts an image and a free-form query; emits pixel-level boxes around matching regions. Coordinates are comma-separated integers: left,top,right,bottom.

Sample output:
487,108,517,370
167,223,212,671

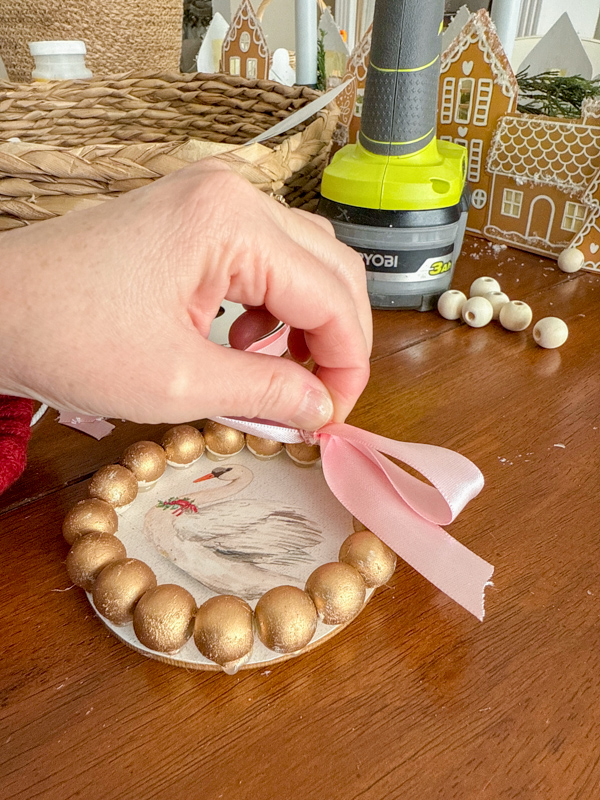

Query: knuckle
252,367,296,419
317,215,336,237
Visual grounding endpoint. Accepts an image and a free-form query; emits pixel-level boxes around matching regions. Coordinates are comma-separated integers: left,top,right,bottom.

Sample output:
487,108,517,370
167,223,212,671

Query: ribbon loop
212,415,493,620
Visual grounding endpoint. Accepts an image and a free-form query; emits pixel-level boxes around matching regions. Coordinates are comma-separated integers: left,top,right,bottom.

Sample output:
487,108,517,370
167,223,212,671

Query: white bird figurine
144,464,324,599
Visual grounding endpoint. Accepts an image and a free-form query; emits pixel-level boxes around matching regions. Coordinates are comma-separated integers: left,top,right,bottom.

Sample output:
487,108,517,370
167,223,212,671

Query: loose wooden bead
499,300,533,332
533,317,569,349
557,247,584,273
66,532,126,591
470,276,501,297
461,296,493,328
437,289,467,320
484,291,510,320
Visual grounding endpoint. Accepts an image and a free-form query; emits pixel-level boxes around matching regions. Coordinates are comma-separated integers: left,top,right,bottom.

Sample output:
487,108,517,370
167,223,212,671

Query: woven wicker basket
0,72,339,231
0,0,183,82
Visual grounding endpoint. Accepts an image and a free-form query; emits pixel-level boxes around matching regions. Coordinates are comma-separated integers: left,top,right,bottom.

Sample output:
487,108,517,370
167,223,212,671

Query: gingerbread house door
525,195,555,244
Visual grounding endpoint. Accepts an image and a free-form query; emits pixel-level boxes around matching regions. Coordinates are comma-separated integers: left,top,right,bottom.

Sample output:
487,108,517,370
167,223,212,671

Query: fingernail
291,387,334,431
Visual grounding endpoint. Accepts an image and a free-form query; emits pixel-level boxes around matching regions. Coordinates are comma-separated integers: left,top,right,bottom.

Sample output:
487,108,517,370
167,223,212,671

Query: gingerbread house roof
222,0,269,60
487,113,600,197
441,9,519,101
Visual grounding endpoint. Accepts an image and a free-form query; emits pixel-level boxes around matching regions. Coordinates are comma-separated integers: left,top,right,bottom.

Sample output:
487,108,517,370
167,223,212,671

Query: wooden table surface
2,235,600,799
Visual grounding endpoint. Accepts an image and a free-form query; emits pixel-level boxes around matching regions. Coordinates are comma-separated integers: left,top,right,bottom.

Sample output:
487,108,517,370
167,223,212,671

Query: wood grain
2,239,600,799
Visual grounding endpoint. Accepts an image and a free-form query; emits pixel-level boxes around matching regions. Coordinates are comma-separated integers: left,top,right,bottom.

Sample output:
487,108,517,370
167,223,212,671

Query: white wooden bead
499,300,533,331
461,296,493,328
470,276,501,297
484,291,510,320
437,289,467,320
557,247,584,274
533,317,569,349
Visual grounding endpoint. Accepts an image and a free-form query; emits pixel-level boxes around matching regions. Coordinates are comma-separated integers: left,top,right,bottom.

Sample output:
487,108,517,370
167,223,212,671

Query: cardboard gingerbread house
483,114,600,257
320,7,349,88
569,173,600,273
221,0,270,80
335,24,372,146
438,9,519,237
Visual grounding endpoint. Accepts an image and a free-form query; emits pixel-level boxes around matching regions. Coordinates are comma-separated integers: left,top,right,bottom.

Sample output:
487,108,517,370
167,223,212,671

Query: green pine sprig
316,29,327,91
517,70,600,118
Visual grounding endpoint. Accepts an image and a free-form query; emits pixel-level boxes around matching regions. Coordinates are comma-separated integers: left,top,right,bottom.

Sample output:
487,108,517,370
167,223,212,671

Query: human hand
0,160,371,429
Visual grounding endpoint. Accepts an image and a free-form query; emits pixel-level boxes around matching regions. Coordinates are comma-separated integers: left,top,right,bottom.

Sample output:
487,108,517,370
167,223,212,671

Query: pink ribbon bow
212,416,493,621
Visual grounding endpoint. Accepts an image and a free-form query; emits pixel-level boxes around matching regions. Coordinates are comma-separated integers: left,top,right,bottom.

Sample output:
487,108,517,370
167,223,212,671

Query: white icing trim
346,24,372,82
483,224,568,256
525,195,556,243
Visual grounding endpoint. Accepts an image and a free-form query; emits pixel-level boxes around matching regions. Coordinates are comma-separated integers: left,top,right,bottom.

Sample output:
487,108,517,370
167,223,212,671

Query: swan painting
143,464,324,599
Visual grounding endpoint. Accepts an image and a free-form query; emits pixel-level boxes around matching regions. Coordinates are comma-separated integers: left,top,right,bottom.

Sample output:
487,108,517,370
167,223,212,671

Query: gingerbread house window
229,56,241,75
502,189,523,218
561,202,587,233
472,189,487,209
355,89,365,118
246,58,258,79
440,78,455,125
240,32,251,53
473,79,493,127
468,139,483,183
455,78,475,124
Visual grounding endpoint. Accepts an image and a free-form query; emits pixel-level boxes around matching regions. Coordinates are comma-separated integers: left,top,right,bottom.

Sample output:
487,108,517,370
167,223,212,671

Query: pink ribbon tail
213,417,494,621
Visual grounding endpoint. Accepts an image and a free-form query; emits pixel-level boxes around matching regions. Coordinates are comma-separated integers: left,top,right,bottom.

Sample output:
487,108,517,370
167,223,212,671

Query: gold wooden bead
89,464,138,510
254,586,317,653
120,441,166,488
203,421,245,461
194,595,254,672
92,558,157,625
66,532,126,591
285,442,321,467
62,498,118,545
161,425,205,468
339,530,397,588
305,562,366,625
246,434,283,460
133,584,197,654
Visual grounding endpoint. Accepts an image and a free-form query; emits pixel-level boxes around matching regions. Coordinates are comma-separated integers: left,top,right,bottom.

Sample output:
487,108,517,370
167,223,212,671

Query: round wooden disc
86,447,374,671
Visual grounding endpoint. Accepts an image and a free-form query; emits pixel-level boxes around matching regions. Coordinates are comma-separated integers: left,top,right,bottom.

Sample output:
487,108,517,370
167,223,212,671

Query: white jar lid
29,40,87,56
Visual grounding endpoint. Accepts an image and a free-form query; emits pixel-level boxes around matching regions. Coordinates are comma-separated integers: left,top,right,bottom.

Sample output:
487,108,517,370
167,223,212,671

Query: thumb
200,345,334,431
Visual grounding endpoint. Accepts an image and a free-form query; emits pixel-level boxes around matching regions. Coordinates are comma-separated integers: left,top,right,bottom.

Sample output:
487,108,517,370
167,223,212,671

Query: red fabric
0,395,33,494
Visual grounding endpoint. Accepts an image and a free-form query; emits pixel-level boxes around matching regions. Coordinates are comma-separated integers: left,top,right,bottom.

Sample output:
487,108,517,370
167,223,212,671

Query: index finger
237,230,371,422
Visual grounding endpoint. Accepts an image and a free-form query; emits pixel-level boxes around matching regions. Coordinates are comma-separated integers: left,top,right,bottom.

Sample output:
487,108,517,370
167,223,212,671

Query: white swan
144,464,324,599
